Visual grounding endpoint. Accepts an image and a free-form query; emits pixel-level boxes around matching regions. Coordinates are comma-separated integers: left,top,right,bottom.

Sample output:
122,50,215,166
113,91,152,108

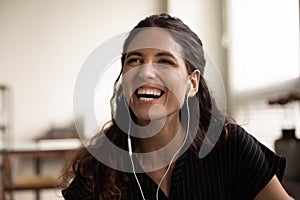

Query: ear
188,70,200,97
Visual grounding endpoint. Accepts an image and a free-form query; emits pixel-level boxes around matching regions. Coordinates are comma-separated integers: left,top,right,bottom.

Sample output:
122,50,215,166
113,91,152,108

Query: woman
61,13,290,200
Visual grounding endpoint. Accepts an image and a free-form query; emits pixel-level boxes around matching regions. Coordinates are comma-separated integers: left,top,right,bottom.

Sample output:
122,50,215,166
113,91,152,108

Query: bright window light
229,0,299,92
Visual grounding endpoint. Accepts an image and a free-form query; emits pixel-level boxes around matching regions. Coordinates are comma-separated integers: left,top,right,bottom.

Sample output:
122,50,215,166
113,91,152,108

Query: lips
135,86,165,102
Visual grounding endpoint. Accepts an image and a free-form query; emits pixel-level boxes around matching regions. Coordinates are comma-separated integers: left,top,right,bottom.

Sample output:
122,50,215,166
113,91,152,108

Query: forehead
126,27,183,57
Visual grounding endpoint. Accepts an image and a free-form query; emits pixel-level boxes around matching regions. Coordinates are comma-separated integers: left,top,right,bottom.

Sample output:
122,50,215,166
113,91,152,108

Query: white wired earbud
188,81,193,97
127,81,192,200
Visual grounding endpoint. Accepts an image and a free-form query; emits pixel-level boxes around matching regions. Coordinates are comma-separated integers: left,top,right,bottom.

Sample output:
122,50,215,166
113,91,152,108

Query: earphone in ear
188,82,193,97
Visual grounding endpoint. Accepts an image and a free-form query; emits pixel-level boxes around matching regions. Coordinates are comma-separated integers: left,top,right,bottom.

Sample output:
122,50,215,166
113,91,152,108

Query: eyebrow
125,51,177,59
155,51,177,59
125,51,143,58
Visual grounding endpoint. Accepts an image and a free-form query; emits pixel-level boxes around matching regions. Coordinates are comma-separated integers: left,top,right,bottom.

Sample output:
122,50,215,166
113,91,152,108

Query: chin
135,113,165,123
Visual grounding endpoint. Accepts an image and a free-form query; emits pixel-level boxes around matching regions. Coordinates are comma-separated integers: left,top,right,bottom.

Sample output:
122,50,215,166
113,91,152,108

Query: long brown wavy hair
61,13,231,200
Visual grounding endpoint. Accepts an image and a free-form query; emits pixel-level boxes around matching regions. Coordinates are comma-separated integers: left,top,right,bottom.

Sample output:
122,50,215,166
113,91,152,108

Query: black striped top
62,125,286,200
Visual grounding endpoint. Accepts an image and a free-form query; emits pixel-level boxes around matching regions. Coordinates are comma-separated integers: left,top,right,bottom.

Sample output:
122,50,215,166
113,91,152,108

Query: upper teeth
137,88,161,96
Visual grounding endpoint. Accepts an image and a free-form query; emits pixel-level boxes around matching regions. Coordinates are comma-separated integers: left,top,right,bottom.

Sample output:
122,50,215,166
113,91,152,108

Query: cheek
121,70,136,102
167,92,185,111
162,70,187,106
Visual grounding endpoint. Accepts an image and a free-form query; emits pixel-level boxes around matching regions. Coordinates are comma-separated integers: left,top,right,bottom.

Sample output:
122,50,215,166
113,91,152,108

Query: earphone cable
128,119,146,200
125,91,191,200
123,95,146,200
155,94,191,200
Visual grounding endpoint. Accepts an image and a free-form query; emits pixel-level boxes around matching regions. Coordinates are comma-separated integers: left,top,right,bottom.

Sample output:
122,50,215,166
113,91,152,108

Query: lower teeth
140,97,155,101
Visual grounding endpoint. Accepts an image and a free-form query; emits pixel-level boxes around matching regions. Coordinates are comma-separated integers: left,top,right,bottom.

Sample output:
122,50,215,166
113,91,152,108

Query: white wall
168,0,227,73
0,0,167,143
168,0,229,111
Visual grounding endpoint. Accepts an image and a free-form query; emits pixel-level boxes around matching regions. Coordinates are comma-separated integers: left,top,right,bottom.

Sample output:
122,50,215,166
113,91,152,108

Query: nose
137,63,156,80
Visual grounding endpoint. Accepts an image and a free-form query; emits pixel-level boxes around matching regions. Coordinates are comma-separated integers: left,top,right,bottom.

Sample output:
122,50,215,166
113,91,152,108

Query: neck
135,112,184,153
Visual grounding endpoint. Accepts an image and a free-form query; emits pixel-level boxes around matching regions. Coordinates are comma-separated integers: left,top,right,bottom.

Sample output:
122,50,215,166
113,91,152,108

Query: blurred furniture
0,139,80,200
268,92,300,105
270,93,300,199
275,129,300,180
0,85,10,149
275,130,300,199
35,121,81,141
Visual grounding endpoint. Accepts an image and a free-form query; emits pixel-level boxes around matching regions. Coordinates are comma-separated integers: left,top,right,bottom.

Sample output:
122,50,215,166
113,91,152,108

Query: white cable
125,86,191,200
127,120,146,200
155,93,191,200
123,96,146,200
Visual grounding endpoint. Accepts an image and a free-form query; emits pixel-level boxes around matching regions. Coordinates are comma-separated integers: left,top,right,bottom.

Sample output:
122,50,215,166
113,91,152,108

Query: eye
126,58,143,66
158,59,175,66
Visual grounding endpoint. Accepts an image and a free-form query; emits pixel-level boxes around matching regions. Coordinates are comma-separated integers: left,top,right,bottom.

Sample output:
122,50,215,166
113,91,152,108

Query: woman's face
121,28,192,125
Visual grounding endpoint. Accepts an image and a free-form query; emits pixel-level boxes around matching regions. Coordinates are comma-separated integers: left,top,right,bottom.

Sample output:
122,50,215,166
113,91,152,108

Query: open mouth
135,87,165,102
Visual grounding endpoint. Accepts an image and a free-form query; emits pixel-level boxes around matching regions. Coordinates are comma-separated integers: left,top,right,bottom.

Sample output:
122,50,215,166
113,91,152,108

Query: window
227,0,300,149
228,0,299,92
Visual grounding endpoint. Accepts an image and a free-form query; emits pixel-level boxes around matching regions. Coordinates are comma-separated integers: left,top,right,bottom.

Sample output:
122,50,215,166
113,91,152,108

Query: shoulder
226,124,285,167
225,123,255,144
207,124,258,159
225,124,285,174
227,124,259,151
225,124,270,156
222,124,286,199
